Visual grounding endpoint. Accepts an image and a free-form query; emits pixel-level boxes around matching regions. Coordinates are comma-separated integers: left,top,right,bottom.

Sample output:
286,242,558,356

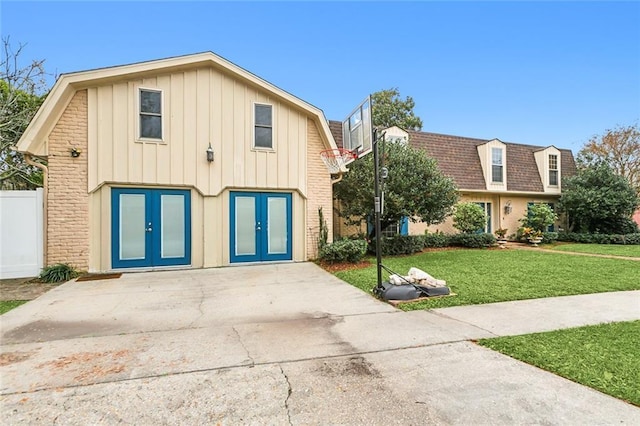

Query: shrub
373,235,425,256
521,203,557,232
557,232,640,245
39,263,79,283
423,232,449,248
453,202,488,234
542,232,559,243
448,233,496,248
319,239,368,263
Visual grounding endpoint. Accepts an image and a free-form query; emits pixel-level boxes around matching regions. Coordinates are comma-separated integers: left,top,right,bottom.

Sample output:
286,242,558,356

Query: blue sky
2,1,639,152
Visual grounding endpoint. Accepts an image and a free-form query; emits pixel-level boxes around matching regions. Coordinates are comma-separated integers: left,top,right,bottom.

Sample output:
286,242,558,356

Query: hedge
319,239,368,263
447,233,496,248
368,235,425,256
368,232,496,255
557,232,640,245
423,233,449,248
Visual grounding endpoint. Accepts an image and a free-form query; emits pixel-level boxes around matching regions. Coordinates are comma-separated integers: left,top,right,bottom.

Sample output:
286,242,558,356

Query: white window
139,89,162,140
549,154,558,186
254,104,273,149
491,148,503,183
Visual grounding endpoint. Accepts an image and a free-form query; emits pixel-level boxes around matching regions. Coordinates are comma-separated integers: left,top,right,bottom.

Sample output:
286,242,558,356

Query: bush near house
373,235,425,256
452,202,488,234
318,239,368,263
423,232,449,248
521,203,557,232
366,232,496,256
448,233,496,248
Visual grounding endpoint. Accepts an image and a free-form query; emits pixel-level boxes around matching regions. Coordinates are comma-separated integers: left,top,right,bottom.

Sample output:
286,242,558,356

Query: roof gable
18,52,337,155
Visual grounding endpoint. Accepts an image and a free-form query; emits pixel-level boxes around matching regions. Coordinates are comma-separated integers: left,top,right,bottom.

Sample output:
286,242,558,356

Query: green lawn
334,249,640,309
0,300,28,315
550,243,640,258
478,321,640,406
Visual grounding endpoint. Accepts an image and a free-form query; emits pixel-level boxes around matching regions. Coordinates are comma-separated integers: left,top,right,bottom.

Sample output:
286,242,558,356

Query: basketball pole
373,128,383,289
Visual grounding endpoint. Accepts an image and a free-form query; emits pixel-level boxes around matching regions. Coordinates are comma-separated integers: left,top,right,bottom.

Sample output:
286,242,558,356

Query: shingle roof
328,120,577,192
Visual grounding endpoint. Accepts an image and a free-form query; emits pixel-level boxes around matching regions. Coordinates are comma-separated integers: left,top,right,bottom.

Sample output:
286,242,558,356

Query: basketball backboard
342,96,373,162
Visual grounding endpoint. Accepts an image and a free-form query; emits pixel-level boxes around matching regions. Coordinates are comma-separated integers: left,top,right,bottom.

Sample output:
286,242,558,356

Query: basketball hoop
320,148,355,174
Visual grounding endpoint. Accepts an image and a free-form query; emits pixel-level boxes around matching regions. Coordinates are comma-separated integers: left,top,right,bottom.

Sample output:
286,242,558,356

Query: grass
0,300,28,315
334,249,640,310
478,321,640,406
550,243,640,258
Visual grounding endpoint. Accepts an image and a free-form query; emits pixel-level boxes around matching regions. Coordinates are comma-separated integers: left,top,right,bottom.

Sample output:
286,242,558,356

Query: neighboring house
329,123,577,237
16,52,338,272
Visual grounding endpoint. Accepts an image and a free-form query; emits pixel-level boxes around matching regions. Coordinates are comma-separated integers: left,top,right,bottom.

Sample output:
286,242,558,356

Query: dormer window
549,154,558,186
491,148,503,183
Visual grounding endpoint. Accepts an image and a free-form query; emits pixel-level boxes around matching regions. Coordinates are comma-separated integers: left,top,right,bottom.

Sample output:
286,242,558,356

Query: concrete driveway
1,263,638,424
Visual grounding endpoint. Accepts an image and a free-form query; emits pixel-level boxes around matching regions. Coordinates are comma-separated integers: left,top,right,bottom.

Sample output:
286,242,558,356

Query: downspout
498,195,503,231
24,153,48,267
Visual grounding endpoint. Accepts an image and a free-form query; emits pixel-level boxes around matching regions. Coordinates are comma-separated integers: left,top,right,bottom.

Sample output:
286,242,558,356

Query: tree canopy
558,161,639,234
0,37,48,190
334,141,458,234
578,123,639,194
371,88,423,131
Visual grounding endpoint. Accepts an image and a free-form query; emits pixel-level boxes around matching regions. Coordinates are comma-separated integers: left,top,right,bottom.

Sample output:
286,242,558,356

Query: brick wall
46,90,89,270
306,118,333,259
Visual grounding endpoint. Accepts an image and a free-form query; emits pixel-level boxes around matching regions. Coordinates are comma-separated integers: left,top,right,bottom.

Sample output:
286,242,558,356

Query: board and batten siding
81,65,334,271
87,67,309,197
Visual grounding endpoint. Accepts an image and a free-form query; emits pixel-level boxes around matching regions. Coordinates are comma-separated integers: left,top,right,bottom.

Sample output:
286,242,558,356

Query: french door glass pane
161,194,185,258
236,197,256,256
120,194,146,260
267,197,287,254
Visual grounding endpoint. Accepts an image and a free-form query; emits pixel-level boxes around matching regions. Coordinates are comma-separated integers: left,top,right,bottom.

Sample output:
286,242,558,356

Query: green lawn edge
550,243,640,258
478,321,640,406
0,300,28,315
332,249,640,309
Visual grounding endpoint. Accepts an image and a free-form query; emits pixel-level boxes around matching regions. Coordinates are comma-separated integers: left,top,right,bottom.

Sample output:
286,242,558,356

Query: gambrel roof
329,121,577,193
17,52,338,156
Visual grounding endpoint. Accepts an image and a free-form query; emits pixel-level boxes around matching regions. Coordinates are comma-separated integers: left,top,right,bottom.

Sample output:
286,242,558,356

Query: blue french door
230,192,292,263
112,188,191,268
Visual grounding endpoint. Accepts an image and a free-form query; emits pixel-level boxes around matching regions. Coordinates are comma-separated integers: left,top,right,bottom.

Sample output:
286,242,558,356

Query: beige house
17,52,338,272
329,124,577,237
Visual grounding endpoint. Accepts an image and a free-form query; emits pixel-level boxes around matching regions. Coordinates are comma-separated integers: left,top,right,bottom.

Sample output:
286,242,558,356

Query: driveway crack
232,326,255,366
187,284,205,328
279,364,293,426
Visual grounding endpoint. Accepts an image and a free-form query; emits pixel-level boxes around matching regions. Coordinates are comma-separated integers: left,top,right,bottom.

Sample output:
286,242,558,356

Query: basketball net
319,148,355,174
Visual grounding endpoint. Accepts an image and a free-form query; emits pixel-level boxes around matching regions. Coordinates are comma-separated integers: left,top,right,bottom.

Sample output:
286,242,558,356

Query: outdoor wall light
504,201,512,215
206,143,214,162
70,147,81,158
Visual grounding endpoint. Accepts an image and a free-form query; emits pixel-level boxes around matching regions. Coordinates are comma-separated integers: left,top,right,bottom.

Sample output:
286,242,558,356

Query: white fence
0,189,44,279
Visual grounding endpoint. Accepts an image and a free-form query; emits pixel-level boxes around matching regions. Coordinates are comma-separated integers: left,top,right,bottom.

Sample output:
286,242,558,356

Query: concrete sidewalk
1,263,639,425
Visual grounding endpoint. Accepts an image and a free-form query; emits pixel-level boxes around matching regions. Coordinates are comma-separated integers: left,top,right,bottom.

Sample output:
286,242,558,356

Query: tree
452,202,487,234
334,141,458,234
578,123,639,194
558,161,639,234
0,37,49,190
371,88,423,131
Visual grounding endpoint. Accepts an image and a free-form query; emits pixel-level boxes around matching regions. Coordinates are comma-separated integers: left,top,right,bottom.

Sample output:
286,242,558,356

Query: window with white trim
491,148,503,183
139,89,162,140
254,104,273,149
549,154,558,186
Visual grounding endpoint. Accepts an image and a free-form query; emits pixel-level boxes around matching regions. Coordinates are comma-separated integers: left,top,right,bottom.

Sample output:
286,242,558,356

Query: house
329,123,577,237
16,52,339,272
